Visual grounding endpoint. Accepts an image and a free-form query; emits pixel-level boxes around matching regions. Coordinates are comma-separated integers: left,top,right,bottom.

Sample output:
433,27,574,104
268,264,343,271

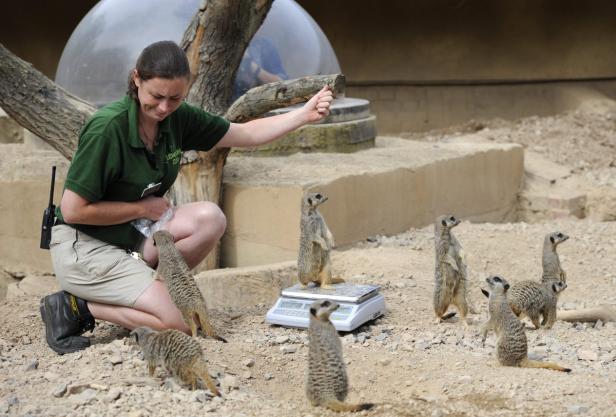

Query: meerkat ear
552,282,559,292
307,198,312,205
481,289,489,298
504,283,510,291
441,219,447,227
130,331,139,343
309,307,317,316
550,236,555,244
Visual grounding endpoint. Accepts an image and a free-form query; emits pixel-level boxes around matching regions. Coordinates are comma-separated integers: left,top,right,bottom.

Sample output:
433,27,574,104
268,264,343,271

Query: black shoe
39,291,95,355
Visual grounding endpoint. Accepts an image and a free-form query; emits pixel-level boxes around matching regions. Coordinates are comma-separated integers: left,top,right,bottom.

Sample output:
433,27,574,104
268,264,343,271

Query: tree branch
225,74,346,122
0,43,96,160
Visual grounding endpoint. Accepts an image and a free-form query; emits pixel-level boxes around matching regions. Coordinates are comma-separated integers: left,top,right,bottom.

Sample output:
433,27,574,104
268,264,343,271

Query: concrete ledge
0,138,524,271
195,261,296,310
222,138,524,267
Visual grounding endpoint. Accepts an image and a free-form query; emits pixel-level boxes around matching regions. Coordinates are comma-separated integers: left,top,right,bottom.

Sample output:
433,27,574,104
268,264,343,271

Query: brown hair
127,41,190,99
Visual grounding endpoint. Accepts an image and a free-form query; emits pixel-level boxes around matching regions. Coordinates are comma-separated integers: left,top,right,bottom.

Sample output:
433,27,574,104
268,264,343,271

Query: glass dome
55,0,341,107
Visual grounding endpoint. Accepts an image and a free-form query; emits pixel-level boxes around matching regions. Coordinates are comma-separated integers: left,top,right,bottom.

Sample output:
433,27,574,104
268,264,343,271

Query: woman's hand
302,85,333,123
137,196,171,221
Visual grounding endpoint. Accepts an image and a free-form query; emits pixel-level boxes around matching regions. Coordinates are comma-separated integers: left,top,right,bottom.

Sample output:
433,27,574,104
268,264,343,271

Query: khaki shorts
50,224,156,307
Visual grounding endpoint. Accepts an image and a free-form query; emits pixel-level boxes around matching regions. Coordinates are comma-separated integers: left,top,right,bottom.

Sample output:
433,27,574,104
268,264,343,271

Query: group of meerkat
128,193,579,410
433,214,571,372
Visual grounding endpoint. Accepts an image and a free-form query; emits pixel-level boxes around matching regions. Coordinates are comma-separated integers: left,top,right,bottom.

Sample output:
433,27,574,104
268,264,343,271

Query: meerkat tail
194,360,221,397
323,400,375,412
557,305,616,323
194,310,227,343
520,358,571,373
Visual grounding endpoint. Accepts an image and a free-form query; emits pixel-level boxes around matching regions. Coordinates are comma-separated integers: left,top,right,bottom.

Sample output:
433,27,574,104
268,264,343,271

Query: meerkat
542,232,569,283
152,230,226,342
306,299,374,412
507,280,567,329
480,276,571,372
433,215,470,325
130,326,221,396
298,192,344,289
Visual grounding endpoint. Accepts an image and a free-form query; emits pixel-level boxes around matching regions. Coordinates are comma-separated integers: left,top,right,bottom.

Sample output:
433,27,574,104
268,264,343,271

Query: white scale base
265,282,386,331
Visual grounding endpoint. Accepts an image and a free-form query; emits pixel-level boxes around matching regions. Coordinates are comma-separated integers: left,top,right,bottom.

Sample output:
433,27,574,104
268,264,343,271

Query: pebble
219,375,239,392
104,388,122,403
25,359,39,371
280,345,297,354
567,404,590,414
51,383,68,398
274,336,289,344
163,378,182,392
109,355,123,365
243,358,255,367
190,390,210,403
264,373,273,380
577,350,599,361
69,388,97,405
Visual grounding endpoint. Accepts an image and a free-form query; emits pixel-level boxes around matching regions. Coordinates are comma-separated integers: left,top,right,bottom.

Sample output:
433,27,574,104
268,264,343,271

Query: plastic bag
131,207,174,238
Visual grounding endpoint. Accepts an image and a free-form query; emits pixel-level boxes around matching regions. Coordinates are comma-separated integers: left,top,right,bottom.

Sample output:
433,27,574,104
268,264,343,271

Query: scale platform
266,282,386,331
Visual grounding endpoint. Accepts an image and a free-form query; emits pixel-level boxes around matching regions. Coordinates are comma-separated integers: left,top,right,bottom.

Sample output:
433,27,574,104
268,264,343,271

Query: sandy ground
2,100,616,417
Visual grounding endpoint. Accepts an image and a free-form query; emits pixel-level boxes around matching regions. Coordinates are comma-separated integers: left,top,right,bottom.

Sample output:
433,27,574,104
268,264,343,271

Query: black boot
39,291,96,355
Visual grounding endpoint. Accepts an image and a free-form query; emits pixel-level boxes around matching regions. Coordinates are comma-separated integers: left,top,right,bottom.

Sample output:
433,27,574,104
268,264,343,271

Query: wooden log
557,305,616,323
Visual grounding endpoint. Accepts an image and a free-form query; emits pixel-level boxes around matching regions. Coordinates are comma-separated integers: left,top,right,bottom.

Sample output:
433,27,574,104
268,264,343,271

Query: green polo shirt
57,95,230,250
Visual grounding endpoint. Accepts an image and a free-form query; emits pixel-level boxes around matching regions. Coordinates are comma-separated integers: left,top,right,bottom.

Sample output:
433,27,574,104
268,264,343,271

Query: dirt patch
1,101,616,416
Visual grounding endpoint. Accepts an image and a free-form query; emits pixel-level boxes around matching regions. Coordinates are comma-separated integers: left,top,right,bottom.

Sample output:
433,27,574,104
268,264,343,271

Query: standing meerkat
153,230,226,342
130,326,221,396
306,299,374,412
507,280,567,329
298,192,344,288
434,215,470,325
541,231,569,283
480,276,571,372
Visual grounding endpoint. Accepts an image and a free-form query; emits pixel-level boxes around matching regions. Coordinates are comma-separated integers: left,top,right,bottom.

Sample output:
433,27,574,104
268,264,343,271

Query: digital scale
266,282,386,331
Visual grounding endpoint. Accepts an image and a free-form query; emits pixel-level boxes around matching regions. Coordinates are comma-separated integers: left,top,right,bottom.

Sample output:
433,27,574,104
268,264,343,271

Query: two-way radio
40,166,56,250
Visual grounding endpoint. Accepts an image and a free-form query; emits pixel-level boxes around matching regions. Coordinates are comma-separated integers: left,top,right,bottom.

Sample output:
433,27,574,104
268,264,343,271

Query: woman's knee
194,202,227,237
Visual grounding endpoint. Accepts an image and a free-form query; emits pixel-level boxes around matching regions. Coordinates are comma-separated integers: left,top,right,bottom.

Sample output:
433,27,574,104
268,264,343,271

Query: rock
274,336,289,344
264,373,274,380
51,383,68,398
243,358,255,367
567,404,590,414
586,187,616,221
379,358,391,366
431,408,444,417
577,350,599,361
25,359,38,371
104,388,121,403
163,378,182,392
190,390,211,403
69,388,97,405
375,333,388,342
109,355,123,365
219,375,239,393
280,345,297,354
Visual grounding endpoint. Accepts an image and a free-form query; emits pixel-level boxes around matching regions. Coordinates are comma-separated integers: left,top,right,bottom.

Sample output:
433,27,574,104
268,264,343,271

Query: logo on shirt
166,149,182,165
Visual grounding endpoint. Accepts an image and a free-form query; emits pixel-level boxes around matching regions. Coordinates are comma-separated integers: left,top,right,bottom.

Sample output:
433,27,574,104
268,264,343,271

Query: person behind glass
233,36,288,100
39,40,333,354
